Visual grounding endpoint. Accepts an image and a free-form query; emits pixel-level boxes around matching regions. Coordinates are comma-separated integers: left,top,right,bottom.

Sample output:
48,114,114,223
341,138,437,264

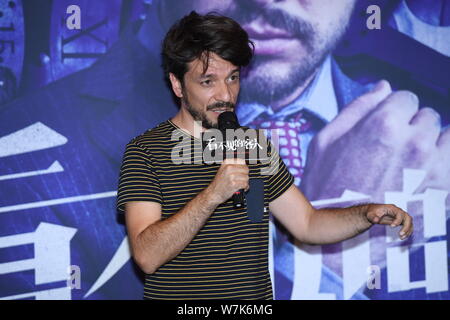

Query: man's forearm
133,186,219,274
302,204,373,245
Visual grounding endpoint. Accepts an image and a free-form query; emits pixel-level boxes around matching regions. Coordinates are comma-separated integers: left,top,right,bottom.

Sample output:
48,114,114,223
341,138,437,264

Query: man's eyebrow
228,68,240,77
199,68,240,80
198,73,215,80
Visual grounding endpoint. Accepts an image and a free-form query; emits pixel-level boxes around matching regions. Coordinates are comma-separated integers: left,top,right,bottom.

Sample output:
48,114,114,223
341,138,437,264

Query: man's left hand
366,204,414,240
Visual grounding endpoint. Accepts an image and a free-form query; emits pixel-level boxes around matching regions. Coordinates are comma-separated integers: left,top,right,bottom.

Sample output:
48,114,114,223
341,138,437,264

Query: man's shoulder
127,120,174,150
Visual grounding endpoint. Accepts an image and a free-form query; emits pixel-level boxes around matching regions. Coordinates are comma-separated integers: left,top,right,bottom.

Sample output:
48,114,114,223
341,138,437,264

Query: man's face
170,53,240,129
160,0,356,106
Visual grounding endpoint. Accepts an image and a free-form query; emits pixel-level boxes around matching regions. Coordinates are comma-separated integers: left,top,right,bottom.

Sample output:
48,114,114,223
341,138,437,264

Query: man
151,0,449,299
117,11,413,300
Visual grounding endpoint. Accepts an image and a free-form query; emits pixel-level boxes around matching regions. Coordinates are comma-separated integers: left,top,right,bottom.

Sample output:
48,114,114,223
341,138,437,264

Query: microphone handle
232,189,245,208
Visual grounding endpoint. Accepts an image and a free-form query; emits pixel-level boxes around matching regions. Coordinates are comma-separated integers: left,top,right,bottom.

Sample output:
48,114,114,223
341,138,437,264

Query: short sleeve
116,141,162,212
265,144,294,202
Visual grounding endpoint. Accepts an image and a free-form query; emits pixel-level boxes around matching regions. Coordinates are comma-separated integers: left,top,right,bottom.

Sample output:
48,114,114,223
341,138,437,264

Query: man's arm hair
270,185,373,245
301,203,372,245
125,186,219,274
271,185,412,244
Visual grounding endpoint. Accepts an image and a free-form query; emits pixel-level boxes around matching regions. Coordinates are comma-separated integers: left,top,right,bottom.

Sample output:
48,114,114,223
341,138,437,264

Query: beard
183,97,216,129
182,90,235,130
229,6,351,106
239,53,325,105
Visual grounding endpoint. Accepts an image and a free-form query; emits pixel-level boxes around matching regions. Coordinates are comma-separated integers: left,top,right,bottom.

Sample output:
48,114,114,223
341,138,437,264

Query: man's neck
171,109,205,139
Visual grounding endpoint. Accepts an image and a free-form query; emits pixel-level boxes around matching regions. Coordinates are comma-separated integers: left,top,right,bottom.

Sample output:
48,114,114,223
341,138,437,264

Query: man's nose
215,82,233,102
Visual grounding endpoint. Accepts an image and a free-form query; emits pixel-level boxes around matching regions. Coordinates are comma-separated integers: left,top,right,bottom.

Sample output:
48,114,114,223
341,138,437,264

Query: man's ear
169,73,183,98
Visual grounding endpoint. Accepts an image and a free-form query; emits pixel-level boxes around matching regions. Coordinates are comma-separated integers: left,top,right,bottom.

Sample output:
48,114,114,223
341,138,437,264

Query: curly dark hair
162,11,254,85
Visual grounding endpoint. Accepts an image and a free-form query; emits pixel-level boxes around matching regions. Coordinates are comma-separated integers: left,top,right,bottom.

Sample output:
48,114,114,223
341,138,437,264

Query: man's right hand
206,158,249,206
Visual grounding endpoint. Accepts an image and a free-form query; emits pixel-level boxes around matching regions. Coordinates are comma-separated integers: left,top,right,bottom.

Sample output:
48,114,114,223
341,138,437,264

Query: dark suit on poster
0,22,178,299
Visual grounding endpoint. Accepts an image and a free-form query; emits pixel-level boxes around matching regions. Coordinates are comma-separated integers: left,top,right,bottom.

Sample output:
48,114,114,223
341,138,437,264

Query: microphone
218,111,246,209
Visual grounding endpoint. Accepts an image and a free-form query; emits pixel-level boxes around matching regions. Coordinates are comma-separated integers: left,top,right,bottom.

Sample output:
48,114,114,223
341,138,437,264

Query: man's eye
201,80,212,86
229,74,240,81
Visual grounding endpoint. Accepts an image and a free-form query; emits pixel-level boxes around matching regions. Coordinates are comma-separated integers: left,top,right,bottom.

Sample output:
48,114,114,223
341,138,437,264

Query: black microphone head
218,111,240,130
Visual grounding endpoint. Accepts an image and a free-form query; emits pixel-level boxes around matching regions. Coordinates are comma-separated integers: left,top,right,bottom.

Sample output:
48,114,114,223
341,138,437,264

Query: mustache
207,101,235,111
232,7,315,48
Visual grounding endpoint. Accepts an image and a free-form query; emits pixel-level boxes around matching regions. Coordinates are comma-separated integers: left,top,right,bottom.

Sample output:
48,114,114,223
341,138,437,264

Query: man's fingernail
373,80,385,91
408,92,419,104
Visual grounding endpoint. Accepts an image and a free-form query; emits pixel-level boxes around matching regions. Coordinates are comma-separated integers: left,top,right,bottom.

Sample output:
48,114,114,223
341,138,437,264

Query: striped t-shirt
117,120,293,300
